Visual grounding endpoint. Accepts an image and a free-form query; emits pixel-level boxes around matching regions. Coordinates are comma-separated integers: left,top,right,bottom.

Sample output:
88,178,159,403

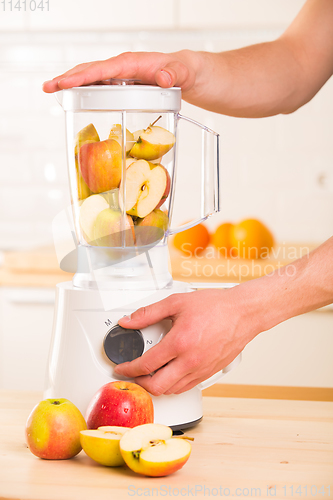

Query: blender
45,81,241,430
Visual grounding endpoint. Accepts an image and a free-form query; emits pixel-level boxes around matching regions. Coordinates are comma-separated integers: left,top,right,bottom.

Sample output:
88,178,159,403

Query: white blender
45,81,241,430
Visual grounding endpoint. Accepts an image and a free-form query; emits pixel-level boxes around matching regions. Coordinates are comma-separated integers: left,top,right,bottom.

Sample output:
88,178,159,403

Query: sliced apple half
119,160,170,218
79,193,110,243
135,209,169,246
109,124,135,154
74,123,100,157
119,423,192,477
129,126,175,161
80,426,130,467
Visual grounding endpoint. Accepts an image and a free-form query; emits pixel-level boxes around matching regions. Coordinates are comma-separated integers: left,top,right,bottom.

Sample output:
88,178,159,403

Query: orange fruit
230,219,274,259
211,222,235,258
173,223,210,257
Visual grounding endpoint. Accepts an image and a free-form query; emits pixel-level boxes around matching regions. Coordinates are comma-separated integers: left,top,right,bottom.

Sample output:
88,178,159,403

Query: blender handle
198,353,242,390
167,113,220,236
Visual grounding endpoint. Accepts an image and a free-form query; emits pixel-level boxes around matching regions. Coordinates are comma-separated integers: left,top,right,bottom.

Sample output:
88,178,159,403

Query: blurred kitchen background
0,0,332,396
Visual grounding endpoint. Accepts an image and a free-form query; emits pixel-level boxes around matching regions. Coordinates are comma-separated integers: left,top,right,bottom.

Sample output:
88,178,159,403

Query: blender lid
56,84,182,112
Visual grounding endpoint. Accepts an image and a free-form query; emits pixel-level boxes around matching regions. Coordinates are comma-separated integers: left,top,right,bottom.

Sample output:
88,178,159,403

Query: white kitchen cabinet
0,287,55,391
0,286,332,391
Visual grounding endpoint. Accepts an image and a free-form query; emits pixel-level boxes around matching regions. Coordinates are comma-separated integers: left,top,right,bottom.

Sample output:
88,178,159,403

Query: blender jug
46,82,240,429
57,82,220,291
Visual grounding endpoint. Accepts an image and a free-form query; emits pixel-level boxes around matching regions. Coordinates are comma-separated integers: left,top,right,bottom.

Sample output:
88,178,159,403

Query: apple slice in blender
135,209,169,246
74,123,100,157
80,426,130,467
79,194,110,243
108,124,135,154
120,160,170,218
92,208,135,247
119,423,192,477
129,126,175,161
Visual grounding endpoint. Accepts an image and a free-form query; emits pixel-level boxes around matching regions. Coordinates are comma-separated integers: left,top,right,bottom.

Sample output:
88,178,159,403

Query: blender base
44,280,207,429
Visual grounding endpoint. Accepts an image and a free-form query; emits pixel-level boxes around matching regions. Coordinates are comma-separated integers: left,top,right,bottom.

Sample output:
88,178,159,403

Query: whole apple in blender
135,209,169,246
25,398,87,460
108,124,135,154
80,426,130,466
130,125,175,161
93,208,135,247
85,381,154,430
79,139,122,194
120,159,170,218
119,423,192,477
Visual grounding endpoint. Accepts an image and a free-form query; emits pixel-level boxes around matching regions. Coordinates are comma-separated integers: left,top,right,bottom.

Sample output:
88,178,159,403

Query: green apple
129,126,175,161
79,139,122,194
119,423,192,477
93,208,135,247
108,124,135,154
80,426,130,466
119,159,170,218
135,209,169,246
25,398,87,460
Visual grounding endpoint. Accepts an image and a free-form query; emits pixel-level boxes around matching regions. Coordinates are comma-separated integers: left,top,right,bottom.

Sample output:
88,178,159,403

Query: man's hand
114,288,256,396
42,50,200,98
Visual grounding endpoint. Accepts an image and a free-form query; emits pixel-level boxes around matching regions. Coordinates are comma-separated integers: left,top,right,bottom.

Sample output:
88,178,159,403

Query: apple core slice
119,160,168,218
119,423,192,477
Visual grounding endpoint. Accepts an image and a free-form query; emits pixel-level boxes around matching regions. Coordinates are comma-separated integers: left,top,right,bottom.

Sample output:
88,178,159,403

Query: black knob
103,325,144,365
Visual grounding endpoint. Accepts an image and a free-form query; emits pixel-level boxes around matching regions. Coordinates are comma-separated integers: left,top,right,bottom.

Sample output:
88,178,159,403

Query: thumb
118,295,178,330
155,60,191,90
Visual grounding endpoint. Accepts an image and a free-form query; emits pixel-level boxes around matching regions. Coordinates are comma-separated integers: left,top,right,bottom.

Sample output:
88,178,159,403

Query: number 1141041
1,0,49,11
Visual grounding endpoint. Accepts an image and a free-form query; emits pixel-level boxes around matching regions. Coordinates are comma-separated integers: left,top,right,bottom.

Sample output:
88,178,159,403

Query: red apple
25,398,87,460
79,139,122,194
85,381,154,430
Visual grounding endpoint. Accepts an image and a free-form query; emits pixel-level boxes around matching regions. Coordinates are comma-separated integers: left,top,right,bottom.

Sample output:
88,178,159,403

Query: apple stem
150,115,162,127
52,401,61,405
173,435,195,442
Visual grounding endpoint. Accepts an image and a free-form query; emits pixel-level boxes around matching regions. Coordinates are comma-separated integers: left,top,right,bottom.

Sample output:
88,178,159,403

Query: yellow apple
25,399,87,460
119,423,192,477
80,426,130,466
79,193,110,244
129,126,175,161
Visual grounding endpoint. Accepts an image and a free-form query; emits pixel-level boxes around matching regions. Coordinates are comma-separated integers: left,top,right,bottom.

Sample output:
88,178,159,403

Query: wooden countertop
0,242,317,287
0,391,332,500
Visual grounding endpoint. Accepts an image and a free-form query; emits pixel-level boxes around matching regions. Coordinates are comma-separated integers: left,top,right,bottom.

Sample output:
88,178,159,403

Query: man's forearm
240,237,333,340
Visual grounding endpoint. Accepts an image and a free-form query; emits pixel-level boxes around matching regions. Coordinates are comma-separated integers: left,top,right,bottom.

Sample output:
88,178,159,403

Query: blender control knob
103,325,144,365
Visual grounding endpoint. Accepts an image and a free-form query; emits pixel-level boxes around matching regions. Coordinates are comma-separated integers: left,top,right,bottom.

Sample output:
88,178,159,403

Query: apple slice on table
120,160,170,218
135,209,169,246
109,124,135,154
129,126,175,161
79,139,122,194
119,423,192,477
80,426,130,466
93,208,135,247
